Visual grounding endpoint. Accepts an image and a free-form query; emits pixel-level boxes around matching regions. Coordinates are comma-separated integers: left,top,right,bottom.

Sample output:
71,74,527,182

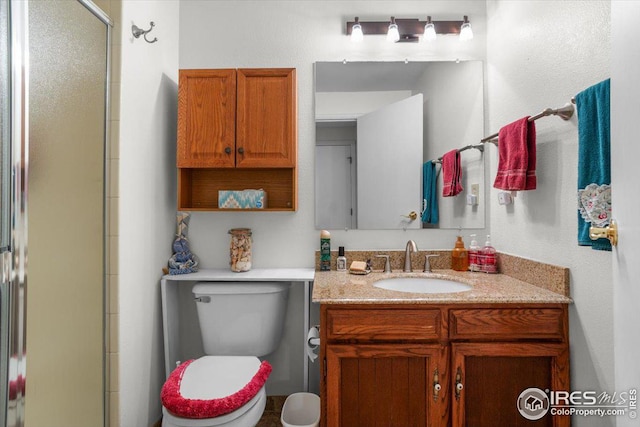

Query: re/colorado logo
517,388,550,420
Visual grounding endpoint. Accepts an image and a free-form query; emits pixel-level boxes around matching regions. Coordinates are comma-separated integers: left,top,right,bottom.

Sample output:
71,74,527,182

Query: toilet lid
161,356,272,419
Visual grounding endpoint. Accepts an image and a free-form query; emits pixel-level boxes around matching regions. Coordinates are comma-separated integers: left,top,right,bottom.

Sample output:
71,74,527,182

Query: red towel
493,116,537,191
442,149,463,197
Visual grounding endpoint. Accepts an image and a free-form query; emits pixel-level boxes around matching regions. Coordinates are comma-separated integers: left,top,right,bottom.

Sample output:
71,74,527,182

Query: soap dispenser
480,234,497,273
451,234,469,272
468,234,480,272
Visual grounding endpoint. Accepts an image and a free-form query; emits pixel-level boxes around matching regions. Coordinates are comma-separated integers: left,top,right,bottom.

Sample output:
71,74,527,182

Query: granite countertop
312,269,573,304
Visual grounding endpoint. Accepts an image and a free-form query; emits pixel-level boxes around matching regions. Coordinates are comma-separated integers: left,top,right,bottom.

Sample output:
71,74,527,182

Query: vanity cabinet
325,344,447,427
451,342,568,427
320,304,569,427
177,68,297,210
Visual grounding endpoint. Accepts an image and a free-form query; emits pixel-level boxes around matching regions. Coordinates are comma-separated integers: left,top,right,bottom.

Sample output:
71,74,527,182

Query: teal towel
576,78,611,251
421,161,439,224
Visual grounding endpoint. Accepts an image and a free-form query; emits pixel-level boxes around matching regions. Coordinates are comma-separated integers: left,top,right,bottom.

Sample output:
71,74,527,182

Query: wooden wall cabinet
320,304,570,427
177,68,297,210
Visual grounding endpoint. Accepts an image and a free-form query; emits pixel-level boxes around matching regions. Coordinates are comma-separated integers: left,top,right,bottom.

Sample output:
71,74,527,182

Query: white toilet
161,282,290,427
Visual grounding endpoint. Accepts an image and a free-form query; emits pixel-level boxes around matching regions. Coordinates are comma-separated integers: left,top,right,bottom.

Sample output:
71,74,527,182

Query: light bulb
387,17,400,42
351,24,363,42
423,18,436,42
460,16,473,41
351,17,363,42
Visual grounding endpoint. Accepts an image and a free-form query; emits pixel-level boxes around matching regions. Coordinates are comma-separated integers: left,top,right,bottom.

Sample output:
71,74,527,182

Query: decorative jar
229,228,252,272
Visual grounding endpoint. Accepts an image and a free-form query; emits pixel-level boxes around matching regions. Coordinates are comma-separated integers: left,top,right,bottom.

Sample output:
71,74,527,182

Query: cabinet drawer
326,308,442,341
449,308,566,341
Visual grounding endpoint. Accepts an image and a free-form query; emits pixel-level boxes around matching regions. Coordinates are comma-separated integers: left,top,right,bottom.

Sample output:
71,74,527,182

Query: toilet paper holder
307,325,320,347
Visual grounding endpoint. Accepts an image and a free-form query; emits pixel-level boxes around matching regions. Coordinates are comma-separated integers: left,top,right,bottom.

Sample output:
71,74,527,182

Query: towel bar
434,101,574,163
481,102,575,143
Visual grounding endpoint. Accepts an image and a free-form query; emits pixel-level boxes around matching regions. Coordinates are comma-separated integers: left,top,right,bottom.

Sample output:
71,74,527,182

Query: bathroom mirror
314,61,485,230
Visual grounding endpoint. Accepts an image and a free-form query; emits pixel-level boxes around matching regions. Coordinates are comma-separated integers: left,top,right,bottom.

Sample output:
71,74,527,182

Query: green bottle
320,230,331,271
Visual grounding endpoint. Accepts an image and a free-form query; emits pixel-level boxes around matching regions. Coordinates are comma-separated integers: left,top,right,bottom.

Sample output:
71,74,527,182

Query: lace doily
578,183,611,227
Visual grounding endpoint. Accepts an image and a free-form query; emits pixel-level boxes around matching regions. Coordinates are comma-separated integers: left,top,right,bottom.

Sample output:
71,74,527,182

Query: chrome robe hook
132,21,157,43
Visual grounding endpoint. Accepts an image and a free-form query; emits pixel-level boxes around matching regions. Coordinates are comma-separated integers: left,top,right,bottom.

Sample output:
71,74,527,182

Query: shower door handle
1,251,10,285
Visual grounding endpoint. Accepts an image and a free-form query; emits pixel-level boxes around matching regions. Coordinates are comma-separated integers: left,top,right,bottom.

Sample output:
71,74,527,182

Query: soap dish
349,269,371,276
348,260,371,275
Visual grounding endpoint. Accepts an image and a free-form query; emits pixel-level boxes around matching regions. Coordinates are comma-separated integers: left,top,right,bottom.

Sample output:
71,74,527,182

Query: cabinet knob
433,367,441,402
224,147,231,155
237,147,244,155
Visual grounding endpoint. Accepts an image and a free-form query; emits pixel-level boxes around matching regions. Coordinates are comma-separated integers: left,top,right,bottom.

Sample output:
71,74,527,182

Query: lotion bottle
451,235,469,272
336,246,347,272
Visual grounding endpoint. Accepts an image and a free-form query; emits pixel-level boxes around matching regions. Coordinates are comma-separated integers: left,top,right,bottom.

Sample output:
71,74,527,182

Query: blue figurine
168,212,199,274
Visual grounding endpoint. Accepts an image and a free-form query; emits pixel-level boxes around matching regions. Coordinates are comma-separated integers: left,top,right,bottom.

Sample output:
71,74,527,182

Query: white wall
486,2,613,426
179,1,488,265
118,1,179,425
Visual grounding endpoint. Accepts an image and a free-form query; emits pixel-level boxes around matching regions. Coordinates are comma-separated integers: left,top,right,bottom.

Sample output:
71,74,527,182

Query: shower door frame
1,0,28,426
72,2,114,426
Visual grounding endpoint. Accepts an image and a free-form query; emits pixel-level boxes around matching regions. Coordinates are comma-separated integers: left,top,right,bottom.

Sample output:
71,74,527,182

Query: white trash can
281,392,320,427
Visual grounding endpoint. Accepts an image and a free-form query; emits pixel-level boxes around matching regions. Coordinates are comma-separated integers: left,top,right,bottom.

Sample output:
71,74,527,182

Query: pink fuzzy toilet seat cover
161,359,272,419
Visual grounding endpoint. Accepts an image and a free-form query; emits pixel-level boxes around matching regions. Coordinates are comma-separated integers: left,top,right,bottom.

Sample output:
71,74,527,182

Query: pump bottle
468,234,480,272
451,235,469,272
480,235,497,273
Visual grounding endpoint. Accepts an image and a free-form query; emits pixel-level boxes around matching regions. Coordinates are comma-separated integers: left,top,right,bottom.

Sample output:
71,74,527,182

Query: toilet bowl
161,282,290,427
161,356,269,427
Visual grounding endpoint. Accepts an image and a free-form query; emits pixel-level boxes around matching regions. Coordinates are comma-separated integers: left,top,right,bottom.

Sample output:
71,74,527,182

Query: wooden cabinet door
236,68,296,168
451,343,570,427
178,69,236,167
324,344,448,427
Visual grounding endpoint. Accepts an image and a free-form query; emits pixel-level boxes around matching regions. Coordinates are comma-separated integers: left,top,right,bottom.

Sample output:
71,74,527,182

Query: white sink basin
373,277,472,294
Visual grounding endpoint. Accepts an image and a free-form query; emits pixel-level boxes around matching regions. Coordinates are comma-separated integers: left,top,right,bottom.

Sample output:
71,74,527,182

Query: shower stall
0,1,111,426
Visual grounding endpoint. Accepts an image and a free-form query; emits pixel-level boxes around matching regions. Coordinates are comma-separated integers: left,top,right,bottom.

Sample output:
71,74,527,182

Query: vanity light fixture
346,15,472,43
423,16,437,42
460,15,473,41
351,17,364,42
387,17,400,42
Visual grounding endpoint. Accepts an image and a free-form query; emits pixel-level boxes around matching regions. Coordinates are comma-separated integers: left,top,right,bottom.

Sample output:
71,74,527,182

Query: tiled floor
256,395,287,427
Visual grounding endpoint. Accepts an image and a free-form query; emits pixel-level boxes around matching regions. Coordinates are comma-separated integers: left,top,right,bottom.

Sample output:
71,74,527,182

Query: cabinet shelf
178,167,296,211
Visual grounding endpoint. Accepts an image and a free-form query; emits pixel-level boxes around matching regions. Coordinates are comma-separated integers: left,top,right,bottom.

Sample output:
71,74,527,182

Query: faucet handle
424,254,440,273
376,254,392,273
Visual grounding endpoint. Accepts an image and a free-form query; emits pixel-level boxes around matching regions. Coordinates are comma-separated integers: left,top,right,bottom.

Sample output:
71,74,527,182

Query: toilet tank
192,282,290,357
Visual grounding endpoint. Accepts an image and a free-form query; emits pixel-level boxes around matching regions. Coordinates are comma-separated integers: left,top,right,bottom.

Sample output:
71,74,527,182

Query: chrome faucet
404,240,418,272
